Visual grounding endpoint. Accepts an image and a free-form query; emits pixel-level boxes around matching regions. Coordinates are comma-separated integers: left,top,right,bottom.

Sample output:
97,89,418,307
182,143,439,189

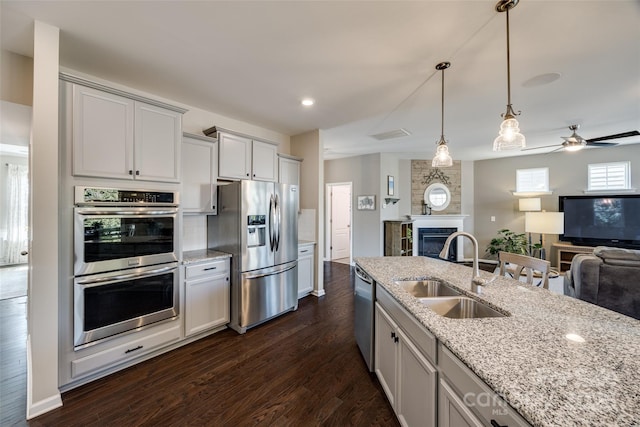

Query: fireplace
418,227,457,261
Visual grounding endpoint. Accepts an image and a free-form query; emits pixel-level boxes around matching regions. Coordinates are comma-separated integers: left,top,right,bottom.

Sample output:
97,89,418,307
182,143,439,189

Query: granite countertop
182,249,231,264
355,256,640,427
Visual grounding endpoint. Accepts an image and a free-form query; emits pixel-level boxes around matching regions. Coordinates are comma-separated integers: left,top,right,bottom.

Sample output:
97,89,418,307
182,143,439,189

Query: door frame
325,182,352,262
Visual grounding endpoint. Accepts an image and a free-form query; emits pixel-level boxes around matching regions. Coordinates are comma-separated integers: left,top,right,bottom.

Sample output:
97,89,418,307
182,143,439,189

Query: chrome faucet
439,231,491,293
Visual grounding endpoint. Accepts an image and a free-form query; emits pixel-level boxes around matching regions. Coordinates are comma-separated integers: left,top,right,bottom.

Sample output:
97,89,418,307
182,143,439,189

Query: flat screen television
559,195,640,249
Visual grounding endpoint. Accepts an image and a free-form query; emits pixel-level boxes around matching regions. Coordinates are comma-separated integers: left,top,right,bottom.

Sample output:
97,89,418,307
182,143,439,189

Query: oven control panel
75,187,177,205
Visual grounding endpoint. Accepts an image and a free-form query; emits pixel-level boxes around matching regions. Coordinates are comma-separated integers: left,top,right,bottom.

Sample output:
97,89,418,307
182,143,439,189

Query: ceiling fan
522,125,640,152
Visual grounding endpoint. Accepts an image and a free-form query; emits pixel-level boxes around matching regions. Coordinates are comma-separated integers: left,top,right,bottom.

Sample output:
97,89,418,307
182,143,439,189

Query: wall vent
370,128,411,141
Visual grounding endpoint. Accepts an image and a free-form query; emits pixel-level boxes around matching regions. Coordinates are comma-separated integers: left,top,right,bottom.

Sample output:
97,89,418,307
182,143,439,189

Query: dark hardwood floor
2,262,398,426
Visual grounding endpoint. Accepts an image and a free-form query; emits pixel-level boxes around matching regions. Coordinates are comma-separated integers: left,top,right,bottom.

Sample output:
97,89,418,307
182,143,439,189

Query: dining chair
498,251,551,289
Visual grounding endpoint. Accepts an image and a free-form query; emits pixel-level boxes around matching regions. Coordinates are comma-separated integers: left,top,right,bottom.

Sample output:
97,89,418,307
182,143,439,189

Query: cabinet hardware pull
128,170,133,175
125,345,143,354
391,332,396,339
490,420,507,427
394,336,399,343
203,267,217,271
300,250,308,253
135,170,140,175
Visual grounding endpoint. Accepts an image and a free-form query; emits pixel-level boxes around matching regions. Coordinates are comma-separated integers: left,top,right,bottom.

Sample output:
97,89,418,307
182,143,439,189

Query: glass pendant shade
493,117,525,151
493,0,525,151
432,139,453,167
431,61,453,167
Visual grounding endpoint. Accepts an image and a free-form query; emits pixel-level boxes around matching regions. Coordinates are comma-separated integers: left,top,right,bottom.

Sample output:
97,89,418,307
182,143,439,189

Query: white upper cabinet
72,85,134,180
278,155,302,186
134,102,181,182
71,82,183,183
217,131,278,182
218,132,252,180
182,133,218,214
251,140,278,181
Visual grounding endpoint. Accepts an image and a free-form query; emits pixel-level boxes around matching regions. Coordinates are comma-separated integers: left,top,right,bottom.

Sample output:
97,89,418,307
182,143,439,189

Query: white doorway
326,182,352,263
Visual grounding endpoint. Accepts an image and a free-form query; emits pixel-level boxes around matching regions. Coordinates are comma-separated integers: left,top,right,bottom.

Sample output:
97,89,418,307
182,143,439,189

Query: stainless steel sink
395,280,462,298
418,296,507,319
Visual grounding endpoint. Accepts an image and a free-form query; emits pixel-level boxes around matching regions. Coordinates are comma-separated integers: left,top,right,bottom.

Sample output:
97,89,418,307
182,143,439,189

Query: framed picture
387,175,395,196
357,195,376,210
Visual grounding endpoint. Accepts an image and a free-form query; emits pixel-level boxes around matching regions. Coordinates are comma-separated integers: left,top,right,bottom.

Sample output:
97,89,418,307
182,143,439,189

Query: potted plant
486,229,539,258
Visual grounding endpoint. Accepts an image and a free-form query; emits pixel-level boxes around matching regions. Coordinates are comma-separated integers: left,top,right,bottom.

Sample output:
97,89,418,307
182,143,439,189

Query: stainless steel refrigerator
208,180,298,333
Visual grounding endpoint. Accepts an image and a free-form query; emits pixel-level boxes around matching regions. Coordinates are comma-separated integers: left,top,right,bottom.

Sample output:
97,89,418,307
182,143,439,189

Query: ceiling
1,1,639,161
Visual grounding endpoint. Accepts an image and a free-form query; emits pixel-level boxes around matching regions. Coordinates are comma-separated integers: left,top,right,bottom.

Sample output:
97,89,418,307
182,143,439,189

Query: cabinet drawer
72,323,180,378
298,245,314,257
185,259,229,279
438,344,531,427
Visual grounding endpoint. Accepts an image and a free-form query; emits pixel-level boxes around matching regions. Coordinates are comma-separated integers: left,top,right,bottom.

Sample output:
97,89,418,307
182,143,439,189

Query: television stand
553,242,594,273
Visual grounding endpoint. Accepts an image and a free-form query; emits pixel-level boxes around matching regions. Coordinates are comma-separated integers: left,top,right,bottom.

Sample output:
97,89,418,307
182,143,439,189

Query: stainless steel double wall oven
73,187,179,349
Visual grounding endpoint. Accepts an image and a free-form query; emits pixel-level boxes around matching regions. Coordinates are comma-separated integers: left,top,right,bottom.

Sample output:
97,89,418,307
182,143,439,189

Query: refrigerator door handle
275,194,281,251
268,194,275,251
244,263,296,280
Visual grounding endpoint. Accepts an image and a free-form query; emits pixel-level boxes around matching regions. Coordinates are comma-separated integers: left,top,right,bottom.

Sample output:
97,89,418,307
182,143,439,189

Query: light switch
490,216,496,222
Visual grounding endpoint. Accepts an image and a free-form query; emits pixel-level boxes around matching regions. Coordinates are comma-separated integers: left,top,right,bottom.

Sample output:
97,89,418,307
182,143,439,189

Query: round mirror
424,183,451,211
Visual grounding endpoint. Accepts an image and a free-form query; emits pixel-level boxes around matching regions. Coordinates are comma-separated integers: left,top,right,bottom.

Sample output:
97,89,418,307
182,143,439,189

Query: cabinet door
72,84,134,179
297,247,314,298
439,378,484,427
182,136,218,214
218,133,252,180
374,303,398,409
252,140,278,182
279,157,301,186
134,102,181,182
397,328,437,427
185,274,230,336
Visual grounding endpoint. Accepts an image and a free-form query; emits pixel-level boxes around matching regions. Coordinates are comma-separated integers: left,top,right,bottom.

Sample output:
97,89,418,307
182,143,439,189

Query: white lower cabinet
374,302,437,426
438,344,531,427
184,258,230,337
438,377,484,427
297,243,315,298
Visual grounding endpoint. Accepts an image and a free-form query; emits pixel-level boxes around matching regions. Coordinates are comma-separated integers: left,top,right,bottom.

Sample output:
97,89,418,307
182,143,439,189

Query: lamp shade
519,198,541,212
525,212,564,234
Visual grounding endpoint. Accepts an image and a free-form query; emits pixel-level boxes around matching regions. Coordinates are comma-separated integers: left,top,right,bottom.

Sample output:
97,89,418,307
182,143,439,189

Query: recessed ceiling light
301,98,315,107
522,72,562,88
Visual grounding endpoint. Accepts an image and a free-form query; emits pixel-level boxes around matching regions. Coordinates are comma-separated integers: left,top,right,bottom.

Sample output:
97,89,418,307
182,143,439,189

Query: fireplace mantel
410,215,469,261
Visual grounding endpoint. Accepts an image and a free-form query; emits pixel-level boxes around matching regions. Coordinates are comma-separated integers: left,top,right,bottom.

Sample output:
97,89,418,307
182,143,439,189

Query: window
588,162,630,191
516,168,549,193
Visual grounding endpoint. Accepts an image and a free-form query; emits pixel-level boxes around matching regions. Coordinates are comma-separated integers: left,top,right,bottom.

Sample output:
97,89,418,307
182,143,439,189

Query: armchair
564,246,640,320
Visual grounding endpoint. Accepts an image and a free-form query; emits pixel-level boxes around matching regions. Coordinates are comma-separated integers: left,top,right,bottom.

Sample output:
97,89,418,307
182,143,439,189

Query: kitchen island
356,256,640,427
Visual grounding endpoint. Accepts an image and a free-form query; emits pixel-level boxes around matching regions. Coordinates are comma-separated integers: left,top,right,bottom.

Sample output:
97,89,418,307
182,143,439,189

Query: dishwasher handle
355,265,372,284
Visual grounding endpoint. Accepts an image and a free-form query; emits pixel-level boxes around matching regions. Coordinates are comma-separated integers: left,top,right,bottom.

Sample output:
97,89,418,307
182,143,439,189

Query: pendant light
493,0,525,151
432,61,453,167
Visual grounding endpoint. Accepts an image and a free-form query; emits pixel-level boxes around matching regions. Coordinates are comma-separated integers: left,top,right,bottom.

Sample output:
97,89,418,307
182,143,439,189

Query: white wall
291,129,324,296
28,20,63,418
474,144,640,264
325,153,381,258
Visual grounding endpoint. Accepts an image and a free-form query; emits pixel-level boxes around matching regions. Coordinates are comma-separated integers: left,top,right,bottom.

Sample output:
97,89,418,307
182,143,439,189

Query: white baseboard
26,334,63,420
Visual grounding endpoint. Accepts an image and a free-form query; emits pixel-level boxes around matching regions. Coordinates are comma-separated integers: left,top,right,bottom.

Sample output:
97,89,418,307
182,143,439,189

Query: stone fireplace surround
411,215,467,261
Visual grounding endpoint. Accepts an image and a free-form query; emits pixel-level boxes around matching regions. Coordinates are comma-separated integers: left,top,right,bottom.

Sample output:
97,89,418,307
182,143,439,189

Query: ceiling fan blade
585,130,640,143
521,144,561,151
585,141,619,147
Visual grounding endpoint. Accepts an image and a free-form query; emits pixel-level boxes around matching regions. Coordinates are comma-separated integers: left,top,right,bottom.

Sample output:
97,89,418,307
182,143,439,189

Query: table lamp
525,211,564,260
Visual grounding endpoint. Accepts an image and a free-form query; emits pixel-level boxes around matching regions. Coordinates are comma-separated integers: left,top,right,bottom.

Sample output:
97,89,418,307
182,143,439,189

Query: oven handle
76,265,177,285
75,209,177,216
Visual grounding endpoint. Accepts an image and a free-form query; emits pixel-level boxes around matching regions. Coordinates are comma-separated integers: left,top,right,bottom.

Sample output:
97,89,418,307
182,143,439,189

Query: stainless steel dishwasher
354,264,374,371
